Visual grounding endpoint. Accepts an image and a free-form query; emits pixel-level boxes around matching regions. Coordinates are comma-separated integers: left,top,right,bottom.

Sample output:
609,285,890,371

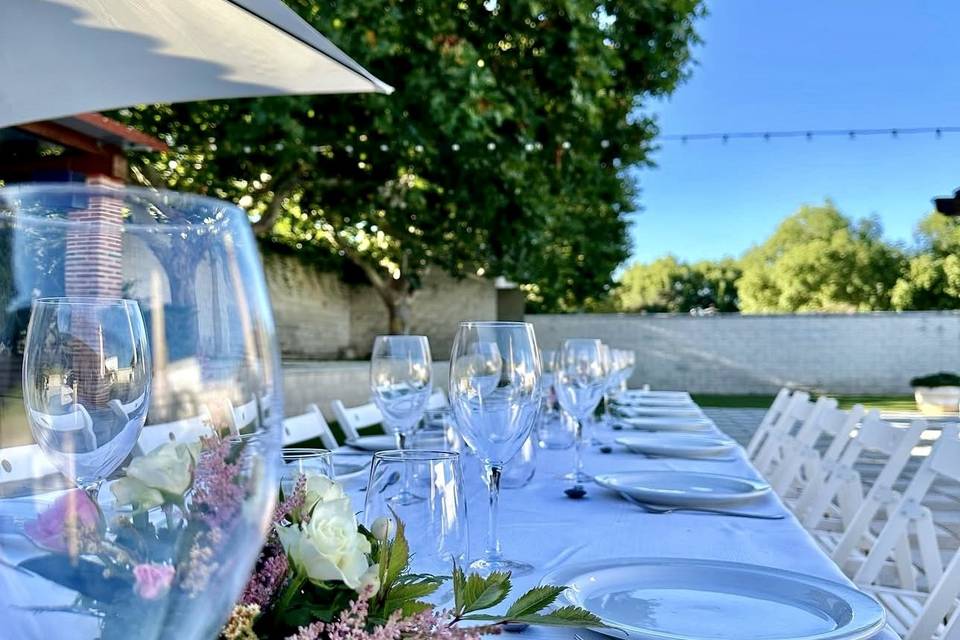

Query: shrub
910,372,960,387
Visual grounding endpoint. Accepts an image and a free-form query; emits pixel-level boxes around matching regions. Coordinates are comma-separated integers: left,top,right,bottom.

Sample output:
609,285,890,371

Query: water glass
449,321,540,574
538,410,576,450
370,335,433,449
281,448,334,495
363,450,468,578
416,407,463,452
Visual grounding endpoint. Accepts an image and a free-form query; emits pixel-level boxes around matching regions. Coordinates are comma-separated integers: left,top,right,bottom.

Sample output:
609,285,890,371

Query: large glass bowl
0,184,283,639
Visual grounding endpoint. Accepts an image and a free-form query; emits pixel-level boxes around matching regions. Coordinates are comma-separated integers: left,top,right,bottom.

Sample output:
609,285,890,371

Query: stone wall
264,253,497,360
526,311,960,394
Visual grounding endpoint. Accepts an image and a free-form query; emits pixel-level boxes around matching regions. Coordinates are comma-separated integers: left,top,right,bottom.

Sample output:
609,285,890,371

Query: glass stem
484,462,503,561
396,431,413,496
574,419,584,480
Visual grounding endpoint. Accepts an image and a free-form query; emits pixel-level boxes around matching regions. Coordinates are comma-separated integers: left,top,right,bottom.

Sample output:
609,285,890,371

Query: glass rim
0,182,247,231
373,334,430,340
372,449,459,462
456,321,533,328
283,448,333,460
33,296,139,307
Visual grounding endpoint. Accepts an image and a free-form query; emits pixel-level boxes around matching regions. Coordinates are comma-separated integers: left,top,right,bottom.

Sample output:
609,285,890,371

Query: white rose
110,476,164,511
276,498,373,590
358,564,381,596
303,474,345,513
126,442,195,497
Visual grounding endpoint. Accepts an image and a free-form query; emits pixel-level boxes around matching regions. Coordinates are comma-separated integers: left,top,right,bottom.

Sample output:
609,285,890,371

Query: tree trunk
386,291,413,335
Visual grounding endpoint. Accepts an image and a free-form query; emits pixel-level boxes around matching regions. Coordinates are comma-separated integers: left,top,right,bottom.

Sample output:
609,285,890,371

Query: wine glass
369,335,433,449
363,450,468,582
449,321,540,574
23,297,151,499
1,184,284,640
554,338,606,483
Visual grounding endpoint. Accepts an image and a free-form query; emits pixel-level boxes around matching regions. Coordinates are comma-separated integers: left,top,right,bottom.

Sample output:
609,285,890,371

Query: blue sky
628,1,960,264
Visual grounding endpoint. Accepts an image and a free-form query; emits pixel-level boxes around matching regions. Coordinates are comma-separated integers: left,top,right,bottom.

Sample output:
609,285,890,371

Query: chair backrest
801,413,925,530
331,399,383,442
753,391,818,475
230,396,259,434
283,404,338,448
745,387,792,458
426,389,448,410
0,443,61,485
854,425,960,640
769,399,861,495
138,408,215,453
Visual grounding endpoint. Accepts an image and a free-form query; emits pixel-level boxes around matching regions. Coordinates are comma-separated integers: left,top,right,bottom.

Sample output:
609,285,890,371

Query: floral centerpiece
19,438,600,639
225,472,601,639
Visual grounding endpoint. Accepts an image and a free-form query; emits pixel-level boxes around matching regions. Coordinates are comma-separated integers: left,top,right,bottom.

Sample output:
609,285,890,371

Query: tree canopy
890,213,960,310
618,255,740,312
118,0,704,330
736,203,903,313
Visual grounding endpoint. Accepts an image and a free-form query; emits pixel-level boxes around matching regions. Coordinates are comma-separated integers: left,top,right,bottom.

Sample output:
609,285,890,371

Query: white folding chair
753,391,820,478
745,387,793,459
229,396,259,435
283,404,338,448
797,416,927,582
137,407,215,453
330,399,383,442
0,443,61,485
769,400,863,498
854,425,960,640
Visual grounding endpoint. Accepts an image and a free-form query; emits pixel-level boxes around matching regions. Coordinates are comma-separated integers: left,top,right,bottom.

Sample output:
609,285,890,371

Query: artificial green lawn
692,394,917,413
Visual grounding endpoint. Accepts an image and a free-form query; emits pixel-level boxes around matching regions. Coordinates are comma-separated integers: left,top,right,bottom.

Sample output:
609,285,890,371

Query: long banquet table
344,398,899,640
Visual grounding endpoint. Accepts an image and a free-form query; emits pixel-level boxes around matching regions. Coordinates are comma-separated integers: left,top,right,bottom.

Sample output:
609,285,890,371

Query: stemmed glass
369,335,433,449
449,321,540,574
554,338,607,484
22,297,152,500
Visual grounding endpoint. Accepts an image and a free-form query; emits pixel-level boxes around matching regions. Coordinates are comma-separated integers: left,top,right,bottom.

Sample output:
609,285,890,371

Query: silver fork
622,494,785,520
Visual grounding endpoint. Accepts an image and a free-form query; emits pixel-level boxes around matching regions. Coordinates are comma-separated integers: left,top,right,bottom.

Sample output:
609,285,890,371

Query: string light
663,126,960,143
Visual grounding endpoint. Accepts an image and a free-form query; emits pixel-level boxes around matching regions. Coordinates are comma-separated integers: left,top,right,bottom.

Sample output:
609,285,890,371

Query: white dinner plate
345,435,397,452
615,433,737,458
614,396,696,408
595,470,770,506
541,557,886,640
622,390,692,401
619,416,713,432
614,405,704,418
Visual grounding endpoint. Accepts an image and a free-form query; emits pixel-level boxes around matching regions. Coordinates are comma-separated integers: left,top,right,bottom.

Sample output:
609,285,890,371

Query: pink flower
133,563,176,600
24,489,100,552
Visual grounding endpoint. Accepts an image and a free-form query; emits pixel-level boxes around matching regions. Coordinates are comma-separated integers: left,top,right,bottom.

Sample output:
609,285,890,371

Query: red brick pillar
65,176,124,407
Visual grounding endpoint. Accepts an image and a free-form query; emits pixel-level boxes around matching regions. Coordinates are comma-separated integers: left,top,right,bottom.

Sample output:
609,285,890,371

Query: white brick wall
265,255,497,360
526,312,960,394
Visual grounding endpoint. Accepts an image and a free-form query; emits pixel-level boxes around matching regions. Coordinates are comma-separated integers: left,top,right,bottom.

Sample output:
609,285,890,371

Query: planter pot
913,386,960,415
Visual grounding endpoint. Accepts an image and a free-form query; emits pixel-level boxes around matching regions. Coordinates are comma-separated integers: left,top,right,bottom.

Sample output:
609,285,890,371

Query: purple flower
133,563,175,600
24,489,100,553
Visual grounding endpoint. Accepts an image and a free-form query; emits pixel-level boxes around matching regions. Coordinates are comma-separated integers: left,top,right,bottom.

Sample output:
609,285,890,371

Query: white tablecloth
348,408,899,640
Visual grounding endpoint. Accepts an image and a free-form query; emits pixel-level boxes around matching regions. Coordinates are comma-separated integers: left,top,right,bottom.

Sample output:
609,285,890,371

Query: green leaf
514,605,605,627
458,570,512,614
452,563,467,614
383,517,409,588
382,578,443,615
400,600,434,617
504,584,567,618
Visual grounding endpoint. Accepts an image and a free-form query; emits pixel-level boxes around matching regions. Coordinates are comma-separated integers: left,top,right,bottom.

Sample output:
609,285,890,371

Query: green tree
737,202,904,313
891,213,960,310
617,255,740,312
118,0,703,332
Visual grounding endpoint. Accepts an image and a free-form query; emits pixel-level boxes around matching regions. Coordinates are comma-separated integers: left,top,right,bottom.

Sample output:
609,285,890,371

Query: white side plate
345,435,397,452
620,416,713,432
595,470,770,506
542,557,886,640
614,405,704,418
615,433,737,458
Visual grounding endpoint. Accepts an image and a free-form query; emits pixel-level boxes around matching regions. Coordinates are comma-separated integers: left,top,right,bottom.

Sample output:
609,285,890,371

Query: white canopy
0,0,393,129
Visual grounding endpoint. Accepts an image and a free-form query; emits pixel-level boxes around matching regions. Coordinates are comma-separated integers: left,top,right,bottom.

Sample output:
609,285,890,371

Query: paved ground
703,406,960,553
